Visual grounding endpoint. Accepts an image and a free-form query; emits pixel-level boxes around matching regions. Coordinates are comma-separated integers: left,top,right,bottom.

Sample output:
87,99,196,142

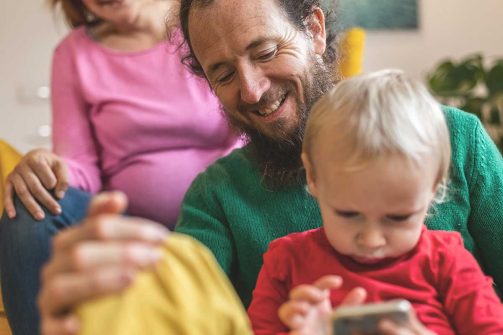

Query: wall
1,0,503,153
363,0,503,80
0,1,67,153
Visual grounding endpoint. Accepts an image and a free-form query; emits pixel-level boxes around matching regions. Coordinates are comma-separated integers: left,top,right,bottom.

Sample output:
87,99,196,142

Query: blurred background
1,0,503,153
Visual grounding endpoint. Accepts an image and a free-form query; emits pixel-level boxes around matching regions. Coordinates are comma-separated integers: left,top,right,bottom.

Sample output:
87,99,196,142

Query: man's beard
225,57,336,189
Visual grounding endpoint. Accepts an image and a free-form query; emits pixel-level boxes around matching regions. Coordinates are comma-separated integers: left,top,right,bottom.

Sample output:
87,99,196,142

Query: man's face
188,0,330,141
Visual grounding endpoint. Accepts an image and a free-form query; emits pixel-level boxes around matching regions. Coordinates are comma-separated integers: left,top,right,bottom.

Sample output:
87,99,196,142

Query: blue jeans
0,187,92,335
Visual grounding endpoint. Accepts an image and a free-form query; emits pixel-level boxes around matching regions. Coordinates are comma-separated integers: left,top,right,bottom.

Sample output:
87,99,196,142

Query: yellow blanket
77,234,252,335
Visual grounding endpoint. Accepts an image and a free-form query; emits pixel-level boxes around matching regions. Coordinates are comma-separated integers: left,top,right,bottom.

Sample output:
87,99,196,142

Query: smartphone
331,299,411,335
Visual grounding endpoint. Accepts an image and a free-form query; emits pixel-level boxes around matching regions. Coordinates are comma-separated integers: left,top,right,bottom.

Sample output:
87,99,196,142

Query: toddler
247,70,503,335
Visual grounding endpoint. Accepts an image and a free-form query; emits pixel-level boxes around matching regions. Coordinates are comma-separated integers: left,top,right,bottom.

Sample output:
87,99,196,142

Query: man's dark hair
178,0,338,77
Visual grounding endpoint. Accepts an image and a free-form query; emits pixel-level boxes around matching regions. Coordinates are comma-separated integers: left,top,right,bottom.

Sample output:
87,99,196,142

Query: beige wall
363,0,503,80
0,1,67,153
1,0,503,153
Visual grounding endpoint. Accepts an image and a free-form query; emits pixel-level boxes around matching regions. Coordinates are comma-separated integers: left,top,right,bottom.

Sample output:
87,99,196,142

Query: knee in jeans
0,202,54,251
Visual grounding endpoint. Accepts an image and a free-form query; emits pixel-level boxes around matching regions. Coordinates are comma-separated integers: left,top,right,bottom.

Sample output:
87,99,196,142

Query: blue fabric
0,187,91,335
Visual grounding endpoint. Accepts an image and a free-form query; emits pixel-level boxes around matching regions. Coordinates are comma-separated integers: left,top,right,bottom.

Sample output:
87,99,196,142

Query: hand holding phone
331,299,411,335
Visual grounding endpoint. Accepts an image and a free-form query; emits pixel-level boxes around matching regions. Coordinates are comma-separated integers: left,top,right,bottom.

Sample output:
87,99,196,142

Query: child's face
303,153,438,264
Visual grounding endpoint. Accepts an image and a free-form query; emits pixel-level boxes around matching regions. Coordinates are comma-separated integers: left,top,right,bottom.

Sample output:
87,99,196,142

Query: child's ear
301,152,318,198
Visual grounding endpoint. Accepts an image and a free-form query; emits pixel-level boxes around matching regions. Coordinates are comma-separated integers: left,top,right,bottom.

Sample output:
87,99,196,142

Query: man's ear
305,7,326,56
301,152,318,198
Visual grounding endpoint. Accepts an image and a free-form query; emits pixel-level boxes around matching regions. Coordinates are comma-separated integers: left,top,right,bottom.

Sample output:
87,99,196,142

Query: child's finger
340,286,367,306
289,276,342,303
289,284,327,303
278,301,309,327
312,275,343,290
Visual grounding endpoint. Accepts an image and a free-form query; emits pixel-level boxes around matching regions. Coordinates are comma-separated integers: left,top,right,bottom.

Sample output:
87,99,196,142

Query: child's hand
378,309,437,335
278,275,367,335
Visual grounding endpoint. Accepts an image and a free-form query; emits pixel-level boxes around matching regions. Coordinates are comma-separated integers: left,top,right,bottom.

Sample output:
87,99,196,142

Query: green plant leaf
486,60,503,98
427,54,484,97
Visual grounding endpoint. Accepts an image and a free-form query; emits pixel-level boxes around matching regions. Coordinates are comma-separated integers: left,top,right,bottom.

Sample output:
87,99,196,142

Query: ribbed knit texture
175,106,503,306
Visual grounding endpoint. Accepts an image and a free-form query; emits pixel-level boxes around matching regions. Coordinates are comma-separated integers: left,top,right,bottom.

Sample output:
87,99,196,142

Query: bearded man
38,0,503,334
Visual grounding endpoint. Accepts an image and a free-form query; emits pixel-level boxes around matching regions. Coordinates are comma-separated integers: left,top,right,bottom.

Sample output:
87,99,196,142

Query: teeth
258,94,285,116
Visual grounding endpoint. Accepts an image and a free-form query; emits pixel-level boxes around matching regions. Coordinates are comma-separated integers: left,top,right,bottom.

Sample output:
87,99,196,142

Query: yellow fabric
77,234,252,335
0,140,22,217
339,27,366,78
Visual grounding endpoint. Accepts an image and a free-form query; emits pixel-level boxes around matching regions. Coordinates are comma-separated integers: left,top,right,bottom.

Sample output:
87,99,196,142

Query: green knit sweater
175,106,503,306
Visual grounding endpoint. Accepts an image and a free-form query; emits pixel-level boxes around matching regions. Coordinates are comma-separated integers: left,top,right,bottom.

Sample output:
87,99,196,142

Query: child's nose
357,228,386,250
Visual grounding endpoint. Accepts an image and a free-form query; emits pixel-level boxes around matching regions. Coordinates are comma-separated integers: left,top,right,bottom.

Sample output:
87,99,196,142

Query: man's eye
386,214,412,222
256,48,277,61
335,210,359,218
216,71,235,84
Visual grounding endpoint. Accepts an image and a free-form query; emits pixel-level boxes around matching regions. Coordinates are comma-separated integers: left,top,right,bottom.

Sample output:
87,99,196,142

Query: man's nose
238,65,270,105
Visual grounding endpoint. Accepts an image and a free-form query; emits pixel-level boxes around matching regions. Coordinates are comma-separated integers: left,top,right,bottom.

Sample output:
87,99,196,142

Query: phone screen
331,300,411,335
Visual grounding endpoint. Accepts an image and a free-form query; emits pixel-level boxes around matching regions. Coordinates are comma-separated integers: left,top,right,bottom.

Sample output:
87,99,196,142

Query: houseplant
427,54,503,152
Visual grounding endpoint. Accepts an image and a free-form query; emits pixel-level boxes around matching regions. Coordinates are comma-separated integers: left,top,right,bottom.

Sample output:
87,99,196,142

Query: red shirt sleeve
435,232,503,335
247,238,291,335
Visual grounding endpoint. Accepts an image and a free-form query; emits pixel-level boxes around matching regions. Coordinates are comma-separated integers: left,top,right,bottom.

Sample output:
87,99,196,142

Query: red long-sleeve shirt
248,227,503,335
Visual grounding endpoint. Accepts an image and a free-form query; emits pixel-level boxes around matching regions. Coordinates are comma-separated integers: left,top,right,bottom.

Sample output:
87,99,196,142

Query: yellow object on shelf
339,27,366,78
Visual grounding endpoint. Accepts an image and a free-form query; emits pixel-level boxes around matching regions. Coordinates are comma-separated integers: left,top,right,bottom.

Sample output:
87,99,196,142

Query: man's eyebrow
246,37,270,51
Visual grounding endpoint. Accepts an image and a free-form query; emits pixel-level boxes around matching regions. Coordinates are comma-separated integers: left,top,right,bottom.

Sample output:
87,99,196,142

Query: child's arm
247,242,293,335
436,233,503,334
247,239,364,335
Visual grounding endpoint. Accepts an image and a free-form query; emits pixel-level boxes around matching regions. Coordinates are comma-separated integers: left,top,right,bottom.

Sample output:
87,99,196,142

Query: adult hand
278,275,367,335
4,148,69,220
38,192,169,335
379,309,437,335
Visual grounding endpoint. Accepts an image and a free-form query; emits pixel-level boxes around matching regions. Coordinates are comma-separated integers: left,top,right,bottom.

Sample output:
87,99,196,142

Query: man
38,0,503,334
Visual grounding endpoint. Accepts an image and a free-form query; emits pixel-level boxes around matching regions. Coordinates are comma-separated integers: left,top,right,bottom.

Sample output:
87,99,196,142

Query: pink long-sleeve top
50,27,241,228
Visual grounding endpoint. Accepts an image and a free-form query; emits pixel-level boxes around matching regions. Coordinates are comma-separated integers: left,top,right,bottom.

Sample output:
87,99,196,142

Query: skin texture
188,0,327,141
4,148,68,220
303,152,438,263
38,192,169,335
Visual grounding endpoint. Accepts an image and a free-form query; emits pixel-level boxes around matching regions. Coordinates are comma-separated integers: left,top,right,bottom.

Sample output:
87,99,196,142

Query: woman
0,1,240,334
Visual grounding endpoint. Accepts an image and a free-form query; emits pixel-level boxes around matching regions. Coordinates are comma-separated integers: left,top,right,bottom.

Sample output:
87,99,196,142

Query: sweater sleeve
465,117,503,296
175,171,236,277
50,37,102,192
436,234,503,335
247,240,290,335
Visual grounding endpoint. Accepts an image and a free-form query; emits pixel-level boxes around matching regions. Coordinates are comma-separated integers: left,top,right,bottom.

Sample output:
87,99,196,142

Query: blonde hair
303,69,451,202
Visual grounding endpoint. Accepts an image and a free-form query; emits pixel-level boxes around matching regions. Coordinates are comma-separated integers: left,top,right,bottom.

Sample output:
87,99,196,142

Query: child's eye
334,210,359,218
386,214,412,222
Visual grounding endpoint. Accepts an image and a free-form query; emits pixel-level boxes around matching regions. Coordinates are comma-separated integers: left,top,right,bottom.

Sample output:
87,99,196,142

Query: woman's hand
4,148,69,220
38,192,169,335
278,275,367,335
